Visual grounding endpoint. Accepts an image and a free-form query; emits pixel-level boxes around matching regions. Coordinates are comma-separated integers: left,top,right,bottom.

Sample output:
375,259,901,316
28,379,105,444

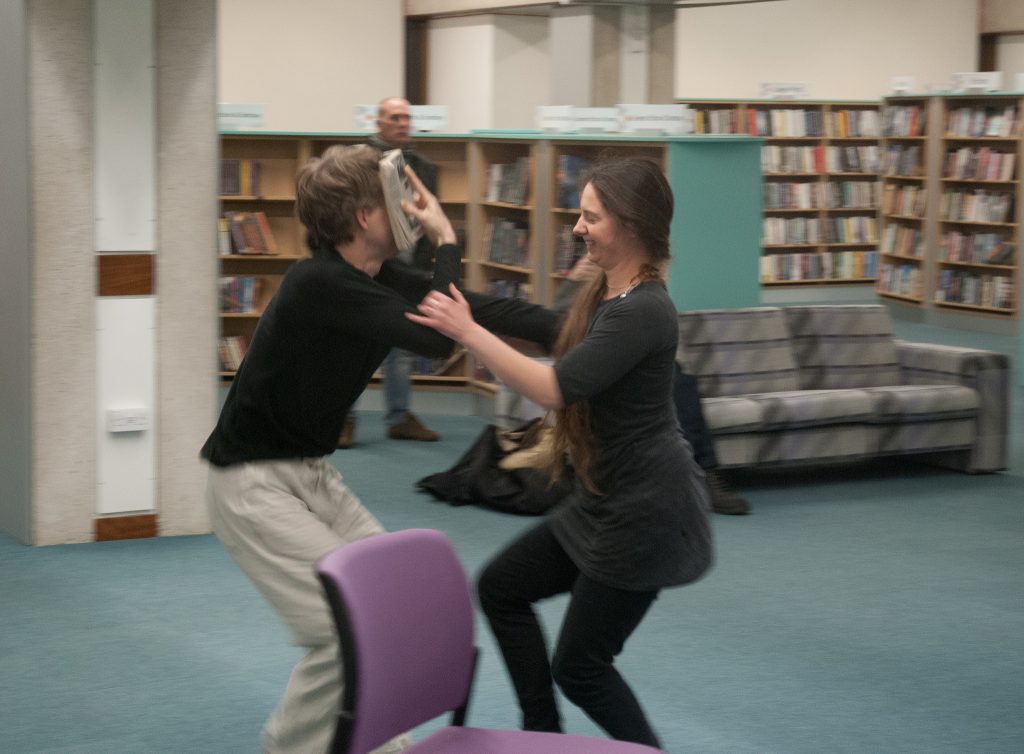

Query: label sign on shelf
952,72,1003,93
758,82,808,100
218,103,265,131
354,104,377,132
617,104,692,135
411,105,449,132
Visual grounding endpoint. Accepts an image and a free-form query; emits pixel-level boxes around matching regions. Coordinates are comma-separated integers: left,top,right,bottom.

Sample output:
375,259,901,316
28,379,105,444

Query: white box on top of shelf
617,104,692,135
758,81,808,100
1016,73,1024,92
571,107,619,133
890,76,917,94
537,106,575,133
411,105,449,132
952,72,1003,94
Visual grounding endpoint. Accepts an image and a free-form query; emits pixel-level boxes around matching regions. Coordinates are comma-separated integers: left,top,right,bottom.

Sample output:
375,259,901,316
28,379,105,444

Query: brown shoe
337,415,357,449
387,412,439,442
706,470,751,515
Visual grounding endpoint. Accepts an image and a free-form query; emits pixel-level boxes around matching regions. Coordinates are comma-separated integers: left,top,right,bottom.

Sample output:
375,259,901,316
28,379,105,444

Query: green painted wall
666,138,762,311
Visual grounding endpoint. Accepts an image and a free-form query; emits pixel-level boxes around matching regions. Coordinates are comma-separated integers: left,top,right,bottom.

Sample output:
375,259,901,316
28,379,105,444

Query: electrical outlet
107,408,150,433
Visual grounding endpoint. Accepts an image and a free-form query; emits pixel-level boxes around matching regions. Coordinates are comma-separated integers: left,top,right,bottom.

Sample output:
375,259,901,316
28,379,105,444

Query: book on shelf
485,157,530,205
223,211,279,254
486,220,530,267
554,223,585,272
220,158,260,196
555,154,591,208
218,335,248,371
379,149,423,253
218,218,232,256
219,276,262,314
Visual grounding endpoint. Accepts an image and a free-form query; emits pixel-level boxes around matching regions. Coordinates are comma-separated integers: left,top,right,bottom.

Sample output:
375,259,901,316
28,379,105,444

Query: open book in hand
379,149,423,253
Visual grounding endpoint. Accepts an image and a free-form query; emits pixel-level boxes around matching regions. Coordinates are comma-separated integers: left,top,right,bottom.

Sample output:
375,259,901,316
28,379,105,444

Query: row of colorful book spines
881,226,924,258
760,250,878,282
945,106,1019,139
875,264,924,298
220,158,260,196
763,216,878,245
940,190,1015,224
942,232,1015,265
218,276,262,314
763,181,880,209
691,108,881,138
935,270,1015,309
881,186,927,217
943,148,1016,182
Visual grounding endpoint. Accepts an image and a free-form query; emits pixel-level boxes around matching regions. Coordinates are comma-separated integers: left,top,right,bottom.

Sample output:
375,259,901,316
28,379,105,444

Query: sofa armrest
896,340,1011,472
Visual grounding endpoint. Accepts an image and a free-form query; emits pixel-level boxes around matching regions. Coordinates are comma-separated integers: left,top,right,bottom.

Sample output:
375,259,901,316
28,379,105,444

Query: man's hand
401,166,457,247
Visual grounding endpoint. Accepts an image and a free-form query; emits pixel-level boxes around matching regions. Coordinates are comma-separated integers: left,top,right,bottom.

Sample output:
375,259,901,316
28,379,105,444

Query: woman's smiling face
573,183,624,269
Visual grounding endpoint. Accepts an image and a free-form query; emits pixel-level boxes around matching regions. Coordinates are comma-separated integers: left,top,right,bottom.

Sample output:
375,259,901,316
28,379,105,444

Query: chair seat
410,726,661,754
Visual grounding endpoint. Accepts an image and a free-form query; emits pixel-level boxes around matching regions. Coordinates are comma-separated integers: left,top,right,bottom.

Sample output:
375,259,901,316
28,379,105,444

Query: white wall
426,16,496,131
217,0,403,132
493,14,551,129
675,0,979,99
996,34,1024,88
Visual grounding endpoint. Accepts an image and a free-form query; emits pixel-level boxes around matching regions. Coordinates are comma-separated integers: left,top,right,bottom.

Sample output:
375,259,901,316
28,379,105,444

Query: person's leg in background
382,347,439,442
673,363,751,515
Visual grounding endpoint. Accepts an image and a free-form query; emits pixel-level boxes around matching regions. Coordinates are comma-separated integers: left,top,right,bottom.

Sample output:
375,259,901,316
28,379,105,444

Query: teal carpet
2,410,1022,754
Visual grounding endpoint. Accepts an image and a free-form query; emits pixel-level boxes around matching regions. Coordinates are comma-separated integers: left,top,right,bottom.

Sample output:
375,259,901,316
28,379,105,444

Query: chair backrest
316,529,477,754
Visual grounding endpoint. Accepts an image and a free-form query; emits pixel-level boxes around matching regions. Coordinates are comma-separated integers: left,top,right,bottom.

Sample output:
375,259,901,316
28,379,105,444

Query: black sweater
201,245,461,466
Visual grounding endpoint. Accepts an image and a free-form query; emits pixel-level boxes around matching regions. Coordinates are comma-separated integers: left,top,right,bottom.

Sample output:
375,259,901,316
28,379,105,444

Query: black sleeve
306,246,462,358
462,291,562,352
376,243,460,304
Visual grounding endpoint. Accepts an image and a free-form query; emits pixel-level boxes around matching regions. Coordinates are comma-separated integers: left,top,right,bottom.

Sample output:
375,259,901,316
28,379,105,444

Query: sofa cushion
863,385,979,455
861,384,979,423
783,305,901,389
746,389,874,430
678,307,800,398
701,396,764,434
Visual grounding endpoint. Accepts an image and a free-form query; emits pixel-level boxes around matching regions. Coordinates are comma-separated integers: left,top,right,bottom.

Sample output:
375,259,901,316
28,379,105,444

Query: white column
94,0,156,516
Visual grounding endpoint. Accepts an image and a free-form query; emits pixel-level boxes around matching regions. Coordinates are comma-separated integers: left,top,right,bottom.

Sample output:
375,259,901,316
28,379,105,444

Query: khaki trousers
205,457,411,754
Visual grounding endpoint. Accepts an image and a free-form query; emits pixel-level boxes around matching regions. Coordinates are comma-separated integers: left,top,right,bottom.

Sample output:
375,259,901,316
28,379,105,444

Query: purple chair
316,528,663,754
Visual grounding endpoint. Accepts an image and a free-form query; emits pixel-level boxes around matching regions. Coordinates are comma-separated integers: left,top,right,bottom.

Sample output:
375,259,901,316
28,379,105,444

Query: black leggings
477,520,661,747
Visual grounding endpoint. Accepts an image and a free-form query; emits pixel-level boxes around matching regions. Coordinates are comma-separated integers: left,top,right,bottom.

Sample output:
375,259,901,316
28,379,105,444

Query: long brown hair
548,158,673,494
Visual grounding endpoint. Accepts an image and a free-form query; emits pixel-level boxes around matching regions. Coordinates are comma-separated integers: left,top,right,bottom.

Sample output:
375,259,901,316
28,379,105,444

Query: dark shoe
387,412,439,442
706,470,750,515
337,415,357,449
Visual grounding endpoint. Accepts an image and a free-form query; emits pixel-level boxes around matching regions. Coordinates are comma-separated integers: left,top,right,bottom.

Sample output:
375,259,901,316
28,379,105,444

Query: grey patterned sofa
677,305,1010,474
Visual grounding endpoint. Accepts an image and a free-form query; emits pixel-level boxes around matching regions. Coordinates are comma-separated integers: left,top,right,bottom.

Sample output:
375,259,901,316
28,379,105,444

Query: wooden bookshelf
876,96,929,304
218,131,763,392
933,94,1020,316
679,99,882,287
875,94,1021,320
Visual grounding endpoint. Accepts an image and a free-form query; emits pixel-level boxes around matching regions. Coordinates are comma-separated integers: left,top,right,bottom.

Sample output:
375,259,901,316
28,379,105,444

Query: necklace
606,275,641,298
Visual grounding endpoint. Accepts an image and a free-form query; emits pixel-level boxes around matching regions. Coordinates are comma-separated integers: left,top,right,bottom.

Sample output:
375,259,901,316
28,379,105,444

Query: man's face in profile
378,99,411,147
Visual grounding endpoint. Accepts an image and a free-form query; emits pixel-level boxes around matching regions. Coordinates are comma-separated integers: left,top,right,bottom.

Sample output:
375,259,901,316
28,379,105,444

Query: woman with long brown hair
410,157,712,747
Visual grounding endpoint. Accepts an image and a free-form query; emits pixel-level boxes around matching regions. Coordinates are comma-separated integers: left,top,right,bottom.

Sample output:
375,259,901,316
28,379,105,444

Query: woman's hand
406,283,476,342
401,166,457,247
